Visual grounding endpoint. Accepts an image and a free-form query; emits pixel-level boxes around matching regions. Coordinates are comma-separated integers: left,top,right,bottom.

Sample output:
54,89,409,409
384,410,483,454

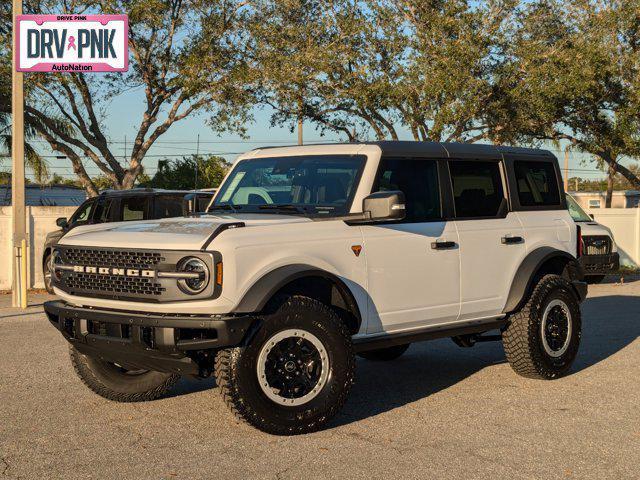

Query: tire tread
70,347,179,402
214,295,355,435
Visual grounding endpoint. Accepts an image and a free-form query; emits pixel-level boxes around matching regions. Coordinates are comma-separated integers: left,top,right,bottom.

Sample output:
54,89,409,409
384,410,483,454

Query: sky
15,79,622,185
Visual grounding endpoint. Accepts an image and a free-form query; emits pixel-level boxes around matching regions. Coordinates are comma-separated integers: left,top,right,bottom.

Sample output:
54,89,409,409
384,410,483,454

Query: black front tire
586,274,606,284
502,274,581,379
43,253,54,294
358,343,410,361
70,347,180,402
214,295,355,435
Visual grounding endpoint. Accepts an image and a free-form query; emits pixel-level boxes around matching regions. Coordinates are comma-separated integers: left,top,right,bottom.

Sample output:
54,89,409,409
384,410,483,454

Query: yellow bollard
20,238,27,309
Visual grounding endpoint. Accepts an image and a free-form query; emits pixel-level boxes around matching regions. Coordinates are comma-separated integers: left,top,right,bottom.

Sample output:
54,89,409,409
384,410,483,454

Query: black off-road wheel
43,252,54,294
586,274,606,284
70,347,180,402
357,343,410,361
502,274,582,380
214,295,355,435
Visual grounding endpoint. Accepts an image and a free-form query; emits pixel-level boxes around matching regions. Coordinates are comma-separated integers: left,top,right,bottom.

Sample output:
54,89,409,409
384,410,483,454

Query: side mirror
182,193,198,217
56,217,68,229
362,190,406,221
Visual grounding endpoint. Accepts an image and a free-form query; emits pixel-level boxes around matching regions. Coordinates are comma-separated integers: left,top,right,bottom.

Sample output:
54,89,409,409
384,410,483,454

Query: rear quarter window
514,161,561,207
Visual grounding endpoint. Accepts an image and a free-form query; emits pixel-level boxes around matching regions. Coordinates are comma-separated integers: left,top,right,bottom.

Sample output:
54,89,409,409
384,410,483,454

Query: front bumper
579,252,620,276
44,301,255,375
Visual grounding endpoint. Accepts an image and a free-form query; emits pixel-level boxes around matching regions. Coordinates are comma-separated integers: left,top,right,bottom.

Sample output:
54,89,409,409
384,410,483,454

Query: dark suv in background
42,189,215,293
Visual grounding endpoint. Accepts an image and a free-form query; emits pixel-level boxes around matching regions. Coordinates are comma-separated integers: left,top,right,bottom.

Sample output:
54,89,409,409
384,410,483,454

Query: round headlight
177,257,209,294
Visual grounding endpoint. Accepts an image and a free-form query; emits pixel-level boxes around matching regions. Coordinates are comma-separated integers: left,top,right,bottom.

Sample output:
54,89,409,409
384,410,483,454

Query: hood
578,220,614,239
59,213,311,250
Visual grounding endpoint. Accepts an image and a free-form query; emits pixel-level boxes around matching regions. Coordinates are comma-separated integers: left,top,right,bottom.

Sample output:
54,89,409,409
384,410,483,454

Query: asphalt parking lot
1,282,638,480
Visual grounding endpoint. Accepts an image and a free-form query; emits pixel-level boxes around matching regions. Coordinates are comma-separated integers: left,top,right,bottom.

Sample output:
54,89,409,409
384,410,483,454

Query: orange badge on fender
351,245,362,257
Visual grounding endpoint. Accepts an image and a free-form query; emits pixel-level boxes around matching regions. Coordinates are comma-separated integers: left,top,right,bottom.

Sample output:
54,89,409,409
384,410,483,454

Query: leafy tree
1,0,252,196
144,154,230,189
490,0,640,207
249,0,516,142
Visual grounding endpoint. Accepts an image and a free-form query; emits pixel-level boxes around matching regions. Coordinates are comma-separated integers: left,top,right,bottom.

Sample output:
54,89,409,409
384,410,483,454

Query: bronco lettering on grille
71,265,156,277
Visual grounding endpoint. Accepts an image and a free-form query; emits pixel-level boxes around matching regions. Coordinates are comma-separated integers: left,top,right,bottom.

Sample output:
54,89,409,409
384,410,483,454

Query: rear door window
154,195,185,218
449,161,505,218
120,196,148,221
513,161,561,207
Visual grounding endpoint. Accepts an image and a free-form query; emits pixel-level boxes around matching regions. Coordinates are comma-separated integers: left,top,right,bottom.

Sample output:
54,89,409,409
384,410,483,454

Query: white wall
0,206,78,290
586,208,640,268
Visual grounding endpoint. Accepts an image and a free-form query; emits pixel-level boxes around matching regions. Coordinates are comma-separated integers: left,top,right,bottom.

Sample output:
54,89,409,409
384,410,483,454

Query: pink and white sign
16,15,128,72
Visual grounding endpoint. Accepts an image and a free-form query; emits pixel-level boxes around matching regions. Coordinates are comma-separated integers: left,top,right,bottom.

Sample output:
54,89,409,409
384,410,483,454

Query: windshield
210,155,366,215
566,194,592,222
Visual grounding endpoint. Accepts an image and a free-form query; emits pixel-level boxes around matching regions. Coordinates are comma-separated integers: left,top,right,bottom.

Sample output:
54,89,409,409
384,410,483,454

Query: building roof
0,184,87,206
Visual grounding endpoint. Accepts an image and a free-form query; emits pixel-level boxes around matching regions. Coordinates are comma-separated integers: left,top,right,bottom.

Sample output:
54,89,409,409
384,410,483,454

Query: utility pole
563,147,569,192
297,96,303,146
11,0,27,309
194,134,200,189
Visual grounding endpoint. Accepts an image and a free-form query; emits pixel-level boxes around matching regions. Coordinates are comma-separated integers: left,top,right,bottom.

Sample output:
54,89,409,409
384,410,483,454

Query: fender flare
233,264,362,322
503,247,581,314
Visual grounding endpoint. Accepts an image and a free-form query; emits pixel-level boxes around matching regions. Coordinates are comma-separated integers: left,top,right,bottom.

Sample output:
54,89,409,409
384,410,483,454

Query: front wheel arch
233,265,362,335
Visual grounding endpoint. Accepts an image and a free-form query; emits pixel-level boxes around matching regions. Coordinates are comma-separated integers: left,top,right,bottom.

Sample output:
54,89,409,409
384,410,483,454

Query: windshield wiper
258,204,307,214
208,204,240,213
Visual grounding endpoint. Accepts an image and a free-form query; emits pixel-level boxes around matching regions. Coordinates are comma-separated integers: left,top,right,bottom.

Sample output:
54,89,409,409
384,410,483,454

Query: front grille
63,248,165,269
583,236,612,256
53,246,218,302
66,272,164,296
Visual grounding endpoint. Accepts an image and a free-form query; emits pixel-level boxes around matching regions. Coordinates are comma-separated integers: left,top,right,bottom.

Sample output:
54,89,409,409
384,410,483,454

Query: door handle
501,236,524,245
431,240,456,250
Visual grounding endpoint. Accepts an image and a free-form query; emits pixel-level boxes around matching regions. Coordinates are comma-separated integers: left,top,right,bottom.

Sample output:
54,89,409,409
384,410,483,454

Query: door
361,158,460,334
448,160,526,321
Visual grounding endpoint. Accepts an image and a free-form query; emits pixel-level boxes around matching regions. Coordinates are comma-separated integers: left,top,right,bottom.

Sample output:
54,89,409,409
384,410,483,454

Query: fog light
177,257,209,294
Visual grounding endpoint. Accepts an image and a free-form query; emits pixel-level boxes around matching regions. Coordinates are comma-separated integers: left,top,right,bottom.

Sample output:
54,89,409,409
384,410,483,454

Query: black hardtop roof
97,188,215,197
256,141,556,161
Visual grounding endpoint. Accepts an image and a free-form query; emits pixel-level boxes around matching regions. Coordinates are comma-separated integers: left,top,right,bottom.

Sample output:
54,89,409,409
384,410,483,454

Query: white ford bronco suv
45,142,587,435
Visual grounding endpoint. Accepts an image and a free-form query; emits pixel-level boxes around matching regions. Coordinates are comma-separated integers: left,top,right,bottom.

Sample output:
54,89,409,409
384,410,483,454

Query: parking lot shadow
331,293,640,428
572,294,640,373
167,294,639,429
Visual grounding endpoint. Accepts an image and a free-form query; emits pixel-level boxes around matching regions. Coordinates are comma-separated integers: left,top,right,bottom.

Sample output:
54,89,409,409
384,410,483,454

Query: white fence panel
586,208,640,268
0,206,78,290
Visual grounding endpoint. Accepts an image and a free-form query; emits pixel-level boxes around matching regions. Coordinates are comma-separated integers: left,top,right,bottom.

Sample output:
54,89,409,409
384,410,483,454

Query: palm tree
0,107,50,184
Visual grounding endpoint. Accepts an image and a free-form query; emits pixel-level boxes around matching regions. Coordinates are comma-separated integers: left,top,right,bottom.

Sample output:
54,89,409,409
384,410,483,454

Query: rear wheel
70,347,179,402
502,274,581,379
214,295,355,435
357,343,410,361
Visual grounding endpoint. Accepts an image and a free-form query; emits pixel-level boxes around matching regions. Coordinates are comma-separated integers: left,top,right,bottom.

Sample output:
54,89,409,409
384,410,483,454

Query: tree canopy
142,154,230,189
